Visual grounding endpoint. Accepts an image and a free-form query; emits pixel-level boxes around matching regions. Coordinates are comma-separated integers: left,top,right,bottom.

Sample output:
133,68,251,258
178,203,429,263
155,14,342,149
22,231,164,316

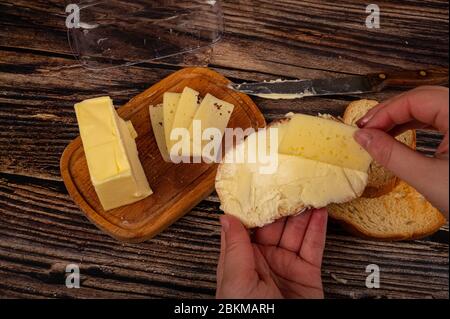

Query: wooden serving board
60,67,266,243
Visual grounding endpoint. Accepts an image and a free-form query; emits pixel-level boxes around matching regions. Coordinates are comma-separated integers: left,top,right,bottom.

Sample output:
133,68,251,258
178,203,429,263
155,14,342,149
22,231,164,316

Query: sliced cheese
168,87,200,153
75,96,152,211
126,120,138,139
163,92,181,152
189,93,234,159
279,114,372,172
149,104,170,162
216,121,368,228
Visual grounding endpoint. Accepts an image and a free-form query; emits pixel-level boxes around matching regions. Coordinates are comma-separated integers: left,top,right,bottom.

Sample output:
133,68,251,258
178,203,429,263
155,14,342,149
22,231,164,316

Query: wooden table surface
0,0,448,299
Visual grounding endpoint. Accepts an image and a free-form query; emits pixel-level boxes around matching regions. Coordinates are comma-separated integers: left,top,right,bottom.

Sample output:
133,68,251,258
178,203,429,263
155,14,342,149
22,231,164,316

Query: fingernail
356,106,381,127
356,115,371,128
354,130,373,148
220,216,230,233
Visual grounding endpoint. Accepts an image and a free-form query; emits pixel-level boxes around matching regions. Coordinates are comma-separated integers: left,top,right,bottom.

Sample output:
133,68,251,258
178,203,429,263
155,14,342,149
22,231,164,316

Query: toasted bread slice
343,100,416,197
328,181,446,240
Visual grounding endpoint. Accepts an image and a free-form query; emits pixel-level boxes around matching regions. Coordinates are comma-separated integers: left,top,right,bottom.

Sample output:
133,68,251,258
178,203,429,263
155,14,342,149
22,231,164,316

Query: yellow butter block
75,96,152,210
279,114,372,172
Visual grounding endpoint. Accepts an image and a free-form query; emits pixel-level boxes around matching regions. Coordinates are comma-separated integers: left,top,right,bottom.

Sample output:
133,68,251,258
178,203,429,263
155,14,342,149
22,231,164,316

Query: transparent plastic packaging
66,0,223,69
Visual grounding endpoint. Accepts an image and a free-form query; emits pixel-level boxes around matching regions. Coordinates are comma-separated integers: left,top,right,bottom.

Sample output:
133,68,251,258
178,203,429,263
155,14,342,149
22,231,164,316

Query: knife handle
367,68,449,92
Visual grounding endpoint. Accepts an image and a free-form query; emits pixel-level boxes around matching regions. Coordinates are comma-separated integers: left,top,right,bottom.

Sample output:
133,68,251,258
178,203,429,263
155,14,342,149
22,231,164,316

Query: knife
230,69,449,99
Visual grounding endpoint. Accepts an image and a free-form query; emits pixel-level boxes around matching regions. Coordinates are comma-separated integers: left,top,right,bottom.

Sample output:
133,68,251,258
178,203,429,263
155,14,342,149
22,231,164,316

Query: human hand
216,209,328,299
354,86,449,217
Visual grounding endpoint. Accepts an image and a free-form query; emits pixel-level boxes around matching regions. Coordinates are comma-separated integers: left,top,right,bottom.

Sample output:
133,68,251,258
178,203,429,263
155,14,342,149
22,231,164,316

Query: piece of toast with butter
215,114,372,228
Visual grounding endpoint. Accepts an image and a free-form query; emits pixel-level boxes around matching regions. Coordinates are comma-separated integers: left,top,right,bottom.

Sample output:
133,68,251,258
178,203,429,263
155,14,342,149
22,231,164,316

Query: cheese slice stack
149,87,235,162
75,97,152,211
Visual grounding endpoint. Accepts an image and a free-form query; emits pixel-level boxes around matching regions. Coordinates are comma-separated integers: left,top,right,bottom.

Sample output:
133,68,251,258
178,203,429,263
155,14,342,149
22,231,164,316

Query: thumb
220,215,255,279
354,128,449,215
354,128,427,180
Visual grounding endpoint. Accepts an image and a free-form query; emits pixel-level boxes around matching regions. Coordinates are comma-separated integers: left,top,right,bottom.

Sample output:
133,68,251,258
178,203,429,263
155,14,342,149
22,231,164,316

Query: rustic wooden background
0,0,448,298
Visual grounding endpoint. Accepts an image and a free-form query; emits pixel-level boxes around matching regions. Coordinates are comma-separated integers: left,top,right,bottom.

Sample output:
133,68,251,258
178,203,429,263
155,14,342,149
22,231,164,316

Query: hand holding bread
216,209,327,299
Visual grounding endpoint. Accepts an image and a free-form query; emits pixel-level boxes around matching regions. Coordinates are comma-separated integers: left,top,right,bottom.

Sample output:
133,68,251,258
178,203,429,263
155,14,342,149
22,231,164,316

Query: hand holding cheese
355,86,449,217
75,97,152,211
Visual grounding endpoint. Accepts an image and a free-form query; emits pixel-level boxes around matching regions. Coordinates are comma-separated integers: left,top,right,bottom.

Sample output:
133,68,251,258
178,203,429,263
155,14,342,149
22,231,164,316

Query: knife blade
230,69,449,99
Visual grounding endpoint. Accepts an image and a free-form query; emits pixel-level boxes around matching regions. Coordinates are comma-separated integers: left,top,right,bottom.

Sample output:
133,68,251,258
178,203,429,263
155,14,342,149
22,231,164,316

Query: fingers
354,128,450,215
252,246,273,284
278,210,313,253
355,128,432,183
358,86,449,133
356,95,401,126
436,132,449,157
254,217,287,246
216,229,226,294
220,215,256,280
299,209,328,267
387,121,430,138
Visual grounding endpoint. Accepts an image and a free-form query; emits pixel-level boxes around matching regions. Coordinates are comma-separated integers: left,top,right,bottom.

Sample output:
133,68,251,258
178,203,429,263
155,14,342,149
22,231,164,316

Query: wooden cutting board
60,67,266,243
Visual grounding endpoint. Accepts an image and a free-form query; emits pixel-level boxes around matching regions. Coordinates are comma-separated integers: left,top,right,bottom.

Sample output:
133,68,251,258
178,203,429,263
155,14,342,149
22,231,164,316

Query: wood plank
0,175,448,298
0,0,448,76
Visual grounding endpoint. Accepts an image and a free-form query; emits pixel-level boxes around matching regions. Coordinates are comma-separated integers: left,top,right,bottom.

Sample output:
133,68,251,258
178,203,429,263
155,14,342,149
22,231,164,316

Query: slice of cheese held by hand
279,114,372,172
75,97,152,211
215,119,368,228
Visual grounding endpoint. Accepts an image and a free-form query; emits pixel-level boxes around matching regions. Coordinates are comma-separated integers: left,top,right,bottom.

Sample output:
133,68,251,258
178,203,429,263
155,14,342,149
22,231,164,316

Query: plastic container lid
66,0,223,69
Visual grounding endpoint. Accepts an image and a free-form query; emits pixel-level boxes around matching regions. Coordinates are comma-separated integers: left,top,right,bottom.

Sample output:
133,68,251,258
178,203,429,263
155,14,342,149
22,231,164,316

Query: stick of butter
74,97,153,211
279,114,372,172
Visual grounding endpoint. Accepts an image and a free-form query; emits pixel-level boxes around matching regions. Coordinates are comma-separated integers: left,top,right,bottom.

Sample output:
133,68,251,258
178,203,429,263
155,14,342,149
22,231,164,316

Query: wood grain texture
0,0,448,298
